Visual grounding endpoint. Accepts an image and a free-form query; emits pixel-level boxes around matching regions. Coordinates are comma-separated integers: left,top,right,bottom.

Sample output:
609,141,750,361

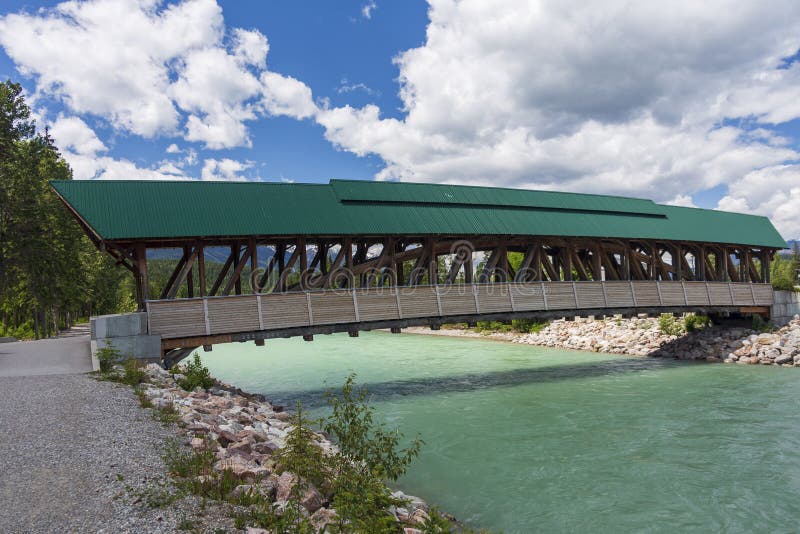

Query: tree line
0,80,132,339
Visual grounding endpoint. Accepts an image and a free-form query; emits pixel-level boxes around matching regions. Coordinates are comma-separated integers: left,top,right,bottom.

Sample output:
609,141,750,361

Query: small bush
97,344,121,373
684,313,711,333
512,319,549,333
658,314,683,336
122,358,146,386
752,314,773,332
176,354,214,391
474,320,513,333
422,507,454,533
153,403,180,424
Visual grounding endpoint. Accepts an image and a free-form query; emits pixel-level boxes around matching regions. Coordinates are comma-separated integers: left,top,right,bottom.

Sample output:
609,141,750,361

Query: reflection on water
200,331,800,533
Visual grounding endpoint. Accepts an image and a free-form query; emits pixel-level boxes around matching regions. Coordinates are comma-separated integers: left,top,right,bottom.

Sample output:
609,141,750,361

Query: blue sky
0,0,428,183
0,0,799,238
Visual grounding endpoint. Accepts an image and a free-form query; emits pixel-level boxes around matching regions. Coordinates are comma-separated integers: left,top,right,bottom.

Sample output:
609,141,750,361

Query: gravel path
0,373,184,533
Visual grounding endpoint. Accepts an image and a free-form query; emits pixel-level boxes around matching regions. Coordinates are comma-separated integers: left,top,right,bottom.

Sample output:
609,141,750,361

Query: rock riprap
724,316,800,365
139,364,432,530
513,314,800,365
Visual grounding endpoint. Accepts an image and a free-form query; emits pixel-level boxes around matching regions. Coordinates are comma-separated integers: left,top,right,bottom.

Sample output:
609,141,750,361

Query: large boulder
214,456,269,480
275,471,324,513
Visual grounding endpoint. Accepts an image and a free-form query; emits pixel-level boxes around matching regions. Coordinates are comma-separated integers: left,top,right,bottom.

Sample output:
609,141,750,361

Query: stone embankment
411,314,800,366
512,315,800,365
139,364,432,533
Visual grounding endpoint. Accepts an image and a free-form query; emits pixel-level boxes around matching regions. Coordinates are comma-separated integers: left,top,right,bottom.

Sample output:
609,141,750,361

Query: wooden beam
259,243,284,291
231,242,243,295
680,252,695,281
514,243,538,282
696,246,706,281
591,246,602,281
541,249,559,281
571,247,590,281
726,251,740,282
250,238,258,293
622,243,632,280
408,243,431,285
197,246,206,297
160,249,188,300
704,250,717,282
479,246,504,282
165,246,200,300
134,242,149,309
223,246,253,296
209,250,235,296
184,245,194,298
275,245,301,292
426,237,437,284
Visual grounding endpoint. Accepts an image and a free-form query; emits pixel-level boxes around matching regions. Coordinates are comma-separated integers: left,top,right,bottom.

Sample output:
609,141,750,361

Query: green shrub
176,354,214,391
324,374,423,533
658,314,683,336
474,320,512,332
122,358,146,386
683,313,711,333
0,321,34,340
511,319,549,333
752,314,773,332
97,344,121,373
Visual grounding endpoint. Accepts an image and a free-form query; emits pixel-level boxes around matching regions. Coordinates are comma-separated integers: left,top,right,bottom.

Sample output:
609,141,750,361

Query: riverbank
133,363,438,533
406,314,800,365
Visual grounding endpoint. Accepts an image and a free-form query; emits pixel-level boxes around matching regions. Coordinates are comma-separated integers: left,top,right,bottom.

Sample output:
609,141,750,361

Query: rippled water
198,332,800,533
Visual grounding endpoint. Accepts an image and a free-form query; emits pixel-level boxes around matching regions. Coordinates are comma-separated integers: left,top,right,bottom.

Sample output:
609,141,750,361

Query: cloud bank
2,0,799,238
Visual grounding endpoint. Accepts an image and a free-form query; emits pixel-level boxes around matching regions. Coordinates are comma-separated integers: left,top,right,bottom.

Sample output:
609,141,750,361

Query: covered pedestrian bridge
52,179,787,362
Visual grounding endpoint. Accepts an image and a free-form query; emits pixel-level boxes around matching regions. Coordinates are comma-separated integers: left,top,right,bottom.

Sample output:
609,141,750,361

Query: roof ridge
328,178,659,204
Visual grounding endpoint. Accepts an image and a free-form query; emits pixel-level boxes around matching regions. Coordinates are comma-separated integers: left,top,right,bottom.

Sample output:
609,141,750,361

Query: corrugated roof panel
49,179,788,248
330,179,667,216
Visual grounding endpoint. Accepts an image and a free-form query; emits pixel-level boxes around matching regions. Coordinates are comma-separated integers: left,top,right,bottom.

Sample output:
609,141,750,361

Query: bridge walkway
146,281,773,351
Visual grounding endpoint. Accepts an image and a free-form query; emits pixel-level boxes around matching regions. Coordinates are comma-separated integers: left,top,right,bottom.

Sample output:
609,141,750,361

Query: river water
199,332,800,533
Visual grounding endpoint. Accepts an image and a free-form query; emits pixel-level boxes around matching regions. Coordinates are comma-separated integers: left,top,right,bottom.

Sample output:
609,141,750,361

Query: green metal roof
50,179,788,248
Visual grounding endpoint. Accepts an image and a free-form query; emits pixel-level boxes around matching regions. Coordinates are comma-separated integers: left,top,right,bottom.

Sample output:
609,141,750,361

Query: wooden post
232,242,242,295
198,246,206,297
134,242,148,309
464,245,473,283
250,237,258,293
674,244,682,281
741,249,749,283
623,243,632,280
592,246,602,281
185,245,194,298
426,237,437,284
396,241,406,286
720,247,728,282
562,246,572,281
696,246,705,281
299,237,308,271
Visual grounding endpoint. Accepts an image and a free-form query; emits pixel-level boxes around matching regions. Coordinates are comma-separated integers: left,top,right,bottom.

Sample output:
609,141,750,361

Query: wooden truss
101,235,775,310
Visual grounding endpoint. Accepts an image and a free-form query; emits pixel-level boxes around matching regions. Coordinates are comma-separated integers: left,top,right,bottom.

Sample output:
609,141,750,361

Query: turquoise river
198,331,800,533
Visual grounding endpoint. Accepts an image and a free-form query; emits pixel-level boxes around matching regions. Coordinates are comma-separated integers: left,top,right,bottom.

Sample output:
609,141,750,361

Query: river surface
198,332,800,533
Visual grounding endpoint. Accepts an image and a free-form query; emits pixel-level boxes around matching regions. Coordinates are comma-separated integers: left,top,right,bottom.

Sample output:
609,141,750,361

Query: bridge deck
147,281,772,350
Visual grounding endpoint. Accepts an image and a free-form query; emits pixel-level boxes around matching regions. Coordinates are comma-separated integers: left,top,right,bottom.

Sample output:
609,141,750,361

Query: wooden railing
146,281,773,341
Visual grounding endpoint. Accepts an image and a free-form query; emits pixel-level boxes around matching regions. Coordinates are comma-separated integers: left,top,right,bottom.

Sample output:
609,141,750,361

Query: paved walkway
0,324,92,377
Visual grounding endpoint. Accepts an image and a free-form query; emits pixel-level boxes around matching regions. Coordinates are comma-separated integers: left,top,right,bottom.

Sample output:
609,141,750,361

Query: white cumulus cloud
201,158,254,181
313,0,800,238
0,0,316,150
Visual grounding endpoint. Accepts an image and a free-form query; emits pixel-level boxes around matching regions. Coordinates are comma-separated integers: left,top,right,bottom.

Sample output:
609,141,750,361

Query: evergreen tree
0,80,134,338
